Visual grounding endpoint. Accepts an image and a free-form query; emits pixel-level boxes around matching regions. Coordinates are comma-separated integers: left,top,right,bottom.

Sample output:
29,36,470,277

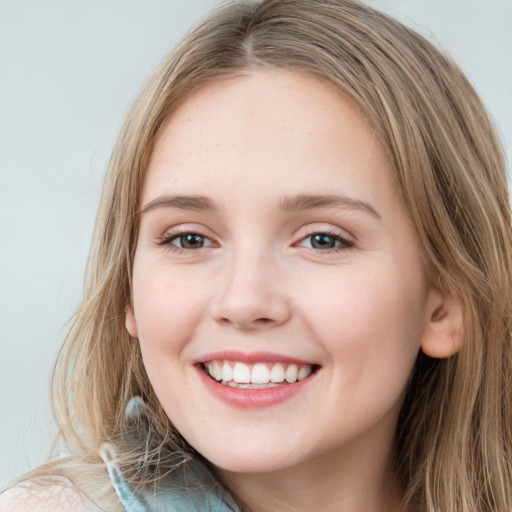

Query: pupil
311,234,335,249
181,234,204,248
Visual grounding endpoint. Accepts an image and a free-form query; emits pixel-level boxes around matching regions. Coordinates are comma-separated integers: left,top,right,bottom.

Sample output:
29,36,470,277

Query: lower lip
196,365,317,409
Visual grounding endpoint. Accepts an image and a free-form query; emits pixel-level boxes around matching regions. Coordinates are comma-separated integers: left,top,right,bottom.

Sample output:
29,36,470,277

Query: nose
210,248,291,330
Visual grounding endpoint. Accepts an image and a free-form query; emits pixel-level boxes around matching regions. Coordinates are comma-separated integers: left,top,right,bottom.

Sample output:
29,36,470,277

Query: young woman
2,0,511,510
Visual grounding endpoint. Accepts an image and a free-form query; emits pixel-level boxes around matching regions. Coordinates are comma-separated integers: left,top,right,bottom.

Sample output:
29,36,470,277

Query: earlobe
420,290,464,359
125,307,138,338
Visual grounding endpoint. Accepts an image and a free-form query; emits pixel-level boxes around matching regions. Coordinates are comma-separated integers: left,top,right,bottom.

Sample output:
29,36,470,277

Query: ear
125,307,138,338
420,289,464,358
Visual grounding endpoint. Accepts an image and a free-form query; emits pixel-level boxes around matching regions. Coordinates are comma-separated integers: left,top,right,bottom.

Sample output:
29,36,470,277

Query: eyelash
157,229,354,254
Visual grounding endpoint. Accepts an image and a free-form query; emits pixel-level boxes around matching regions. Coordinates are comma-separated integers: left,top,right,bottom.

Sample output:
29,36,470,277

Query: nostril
217,316,273,329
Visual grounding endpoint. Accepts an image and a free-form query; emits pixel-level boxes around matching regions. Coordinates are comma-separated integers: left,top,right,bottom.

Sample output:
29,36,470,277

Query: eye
298,232,353,250
159,231,215,250
173,233,210,249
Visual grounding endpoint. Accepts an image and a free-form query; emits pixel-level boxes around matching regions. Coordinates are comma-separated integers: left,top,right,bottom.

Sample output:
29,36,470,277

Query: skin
126,69,461,511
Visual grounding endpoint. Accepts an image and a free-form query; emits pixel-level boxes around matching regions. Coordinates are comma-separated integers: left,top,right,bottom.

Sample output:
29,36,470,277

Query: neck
216,430,404,512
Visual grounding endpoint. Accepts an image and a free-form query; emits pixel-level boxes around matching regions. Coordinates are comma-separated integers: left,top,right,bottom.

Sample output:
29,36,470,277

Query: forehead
143,69,398,212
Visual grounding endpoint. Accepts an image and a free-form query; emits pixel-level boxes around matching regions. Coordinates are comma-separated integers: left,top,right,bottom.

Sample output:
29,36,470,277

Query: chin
213,457,297,475
192,439,307,474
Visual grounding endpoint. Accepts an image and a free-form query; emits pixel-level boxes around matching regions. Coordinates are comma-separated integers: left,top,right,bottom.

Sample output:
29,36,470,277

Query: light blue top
99,397,242,512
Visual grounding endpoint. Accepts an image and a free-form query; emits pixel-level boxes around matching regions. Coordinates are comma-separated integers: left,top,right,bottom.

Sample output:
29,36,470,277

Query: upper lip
194,350,319,366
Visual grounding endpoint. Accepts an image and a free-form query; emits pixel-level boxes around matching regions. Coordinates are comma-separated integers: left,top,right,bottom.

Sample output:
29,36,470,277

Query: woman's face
127,69,438,475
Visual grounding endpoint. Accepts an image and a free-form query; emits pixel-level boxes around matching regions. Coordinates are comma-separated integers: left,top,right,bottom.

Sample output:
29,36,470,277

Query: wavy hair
24,1,512,510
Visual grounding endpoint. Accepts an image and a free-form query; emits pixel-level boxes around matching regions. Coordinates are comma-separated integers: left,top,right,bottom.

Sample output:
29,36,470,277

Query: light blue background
1,0,511,485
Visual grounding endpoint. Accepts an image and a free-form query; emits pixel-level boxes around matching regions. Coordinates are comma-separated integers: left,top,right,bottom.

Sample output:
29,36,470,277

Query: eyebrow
279,193,381,219
140,193,381,219
141,194,217,215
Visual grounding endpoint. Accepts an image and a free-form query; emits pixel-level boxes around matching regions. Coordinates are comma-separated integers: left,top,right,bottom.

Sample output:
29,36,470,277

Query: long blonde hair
31,0,512,510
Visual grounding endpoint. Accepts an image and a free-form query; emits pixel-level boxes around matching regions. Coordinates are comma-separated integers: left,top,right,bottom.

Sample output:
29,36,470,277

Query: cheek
297,262,427,366
131,261,210,355
131,263,211,419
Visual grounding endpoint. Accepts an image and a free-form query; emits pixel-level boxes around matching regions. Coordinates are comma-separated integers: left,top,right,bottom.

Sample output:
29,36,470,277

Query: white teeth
236,382,280,389
270,363,285,383
285,364,298,383
204,360,315,386
251,363,270,384
222,361,233,382
213,361,223,381
298,365,312,381
224,381,280,389
233,362,251,383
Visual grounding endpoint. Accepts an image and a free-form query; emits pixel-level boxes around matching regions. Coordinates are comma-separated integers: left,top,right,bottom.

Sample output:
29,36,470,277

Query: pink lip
195,350,316,365
195,361,319,410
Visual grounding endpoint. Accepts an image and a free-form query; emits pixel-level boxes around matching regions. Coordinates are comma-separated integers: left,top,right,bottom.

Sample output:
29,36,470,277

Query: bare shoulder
0,477,104,512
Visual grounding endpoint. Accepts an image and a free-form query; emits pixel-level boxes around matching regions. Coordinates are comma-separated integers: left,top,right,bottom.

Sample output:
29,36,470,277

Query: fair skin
126,69,461,512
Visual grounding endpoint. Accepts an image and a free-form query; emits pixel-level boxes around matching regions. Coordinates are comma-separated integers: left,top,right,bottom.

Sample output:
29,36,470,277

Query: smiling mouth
201,360,320,389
